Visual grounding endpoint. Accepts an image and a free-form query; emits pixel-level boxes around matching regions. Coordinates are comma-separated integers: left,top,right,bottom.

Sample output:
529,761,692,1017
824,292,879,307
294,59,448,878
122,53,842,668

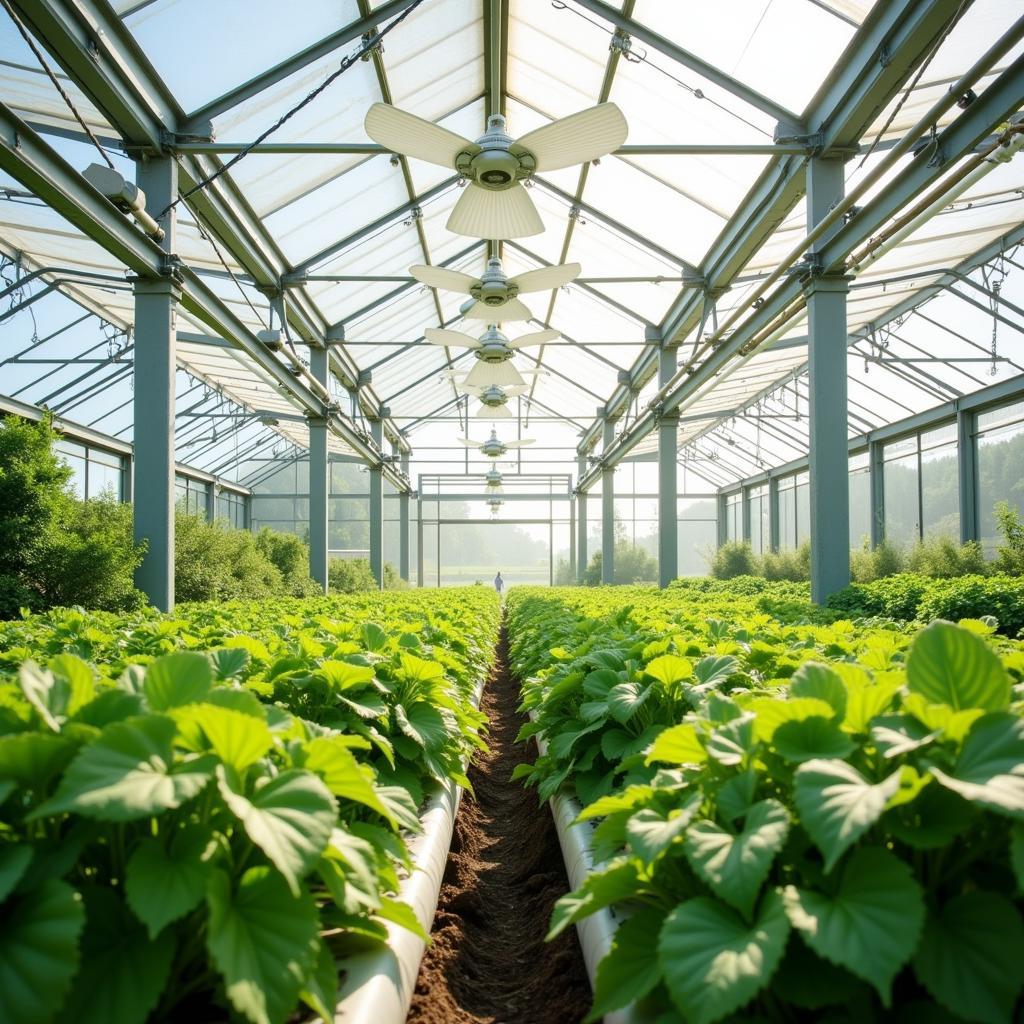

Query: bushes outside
583,542,657,585
253,527,320,596
328,556,405,593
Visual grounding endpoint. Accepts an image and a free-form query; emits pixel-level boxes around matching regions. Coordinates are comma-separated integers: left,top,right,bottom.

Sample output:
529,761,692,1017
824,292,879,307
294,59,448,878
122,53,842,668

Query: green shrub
994,500,1024,574
905,535,988,577
709,540,758,579
917,574,1024,637
583,543,657,585
759,541,810,581
253,527,319,597
328,556,377,593
827,573,933,621
849,538,906,582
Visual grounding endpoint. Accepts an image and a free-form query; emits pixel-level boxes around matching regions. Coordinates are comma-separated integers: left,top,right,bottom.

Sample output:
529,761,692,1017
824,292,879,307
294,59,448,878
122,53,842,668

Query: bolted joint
609,28,632,55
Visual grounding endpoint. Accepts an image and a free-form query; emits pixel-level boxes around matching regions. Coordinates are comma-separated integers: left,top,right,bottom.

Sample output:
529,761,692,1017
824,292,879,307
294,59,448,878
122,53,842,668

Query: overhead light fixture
82,163,164,240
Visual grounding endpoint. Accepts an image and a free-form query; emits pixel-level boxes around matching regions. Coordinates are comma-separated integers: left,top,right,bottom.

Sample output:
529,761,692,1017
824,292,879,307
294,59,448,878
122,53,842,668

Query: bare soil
406,625,591,1024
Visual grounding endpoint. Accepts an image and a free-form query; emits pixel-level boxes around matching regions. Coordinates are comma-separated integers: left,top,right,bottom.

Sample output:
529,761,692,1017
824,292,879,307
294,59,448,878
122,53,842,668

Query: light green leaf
575,784,655,823
913,891,1024,1024
684,800,790,916
0,880,85,1024
783,846,924,1005
206,867,319,1024
304,737,394,823
124,829,208,938
607,681,653,724
0,844,32,903
790,662,847,721
706,715,756,767
361,623,387,652
745,697,836,742
317,660,375,691
0,731,75,787
394,701,446,750
194,704,273,771
907,620,1010,711
646,723,707,765
318,827,381,914
773,716,856,764
794,759,902,872
19,661,82,731
931,713,1024,818
843,673,901,733
692,655,740,690
398,653,445,682
548,859,641,940
870,714,939,758
374,896,429,942
33,715,213,822
218,767,335,895
659,890,790,1024
626,798,700,864
143,651,213,711
902,693,984,744
210,647,251,680
644,654,693,686
58,885,176,1024
587,908,666,1022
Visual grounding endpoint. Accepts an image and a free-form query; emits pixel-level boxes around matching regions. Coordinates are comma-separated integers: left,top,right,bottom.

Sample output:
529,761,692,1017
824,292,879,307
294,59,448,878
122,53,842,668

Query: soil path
406,624,591,1024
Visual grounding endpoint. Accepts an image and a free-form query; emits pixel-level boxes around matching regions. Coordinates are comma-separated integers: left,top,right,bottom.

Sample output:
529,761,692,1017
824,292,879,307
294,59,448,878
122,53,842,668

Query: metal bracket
360,30,384,59
609,28,632,55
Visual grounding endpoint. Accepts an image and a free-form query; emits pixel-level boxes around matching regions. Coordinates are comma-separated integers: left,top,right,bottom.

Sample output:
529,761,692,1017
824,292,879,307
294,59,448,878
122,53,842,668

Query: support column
576,453,588,583
416,495,425,588
601,418,615,585
716,492,728,547
369,416,384,589
658,345,678,587
133,155,178,611
869,439,884,546
804,156,851,603
768,476,781,552
205,483,216,523
308,346,329,593
399,451,411,582
957,407,978,543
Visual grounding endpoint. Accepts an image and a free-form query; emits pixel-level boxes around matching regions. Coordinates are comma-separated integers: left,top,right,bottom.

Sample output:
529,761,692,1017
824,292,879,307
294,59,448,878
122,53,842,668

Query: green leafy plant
708,540,758,579
995,500,1024,575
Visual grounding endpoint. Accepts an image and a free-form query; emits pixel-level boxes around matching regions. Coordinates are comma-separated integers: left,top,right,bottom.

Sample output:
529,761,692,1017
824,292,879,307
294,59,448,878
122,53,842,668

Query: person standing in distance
493,571,504,596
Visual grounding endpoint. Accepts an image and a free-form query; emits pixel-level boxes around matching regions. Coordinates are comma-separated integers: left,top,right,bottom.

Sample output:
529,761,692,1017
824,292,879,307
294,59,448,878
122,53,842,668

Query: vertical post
804,156,851,603
601,418,615,585
768,475,780,552
957,407,977,543
869,439,884,546
308,345,329,592
716,492,727,547
205,482,216,523
741,486,752,544
576,453,588,583
416,494,424,587
399,450,411,582
658,344,678,587
133,155,178,611
369,416,384,589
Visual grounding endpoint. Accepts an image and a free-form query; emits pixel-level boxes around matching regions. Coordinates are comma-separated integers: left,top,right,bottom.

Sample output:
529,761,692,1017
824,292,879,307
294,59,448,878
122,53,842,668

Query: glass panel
921,440,959,539
978,416,1024,554
884,452,920,545
849,463,871,548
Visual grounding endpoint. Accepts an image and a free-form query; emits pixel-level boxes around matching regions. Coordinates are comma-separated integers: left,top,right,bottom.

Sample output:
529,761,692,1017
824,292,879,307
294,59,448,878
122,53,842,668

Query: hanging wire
0,0,117,170
190,210,269,330
981,256,1007,376
160,0,426,218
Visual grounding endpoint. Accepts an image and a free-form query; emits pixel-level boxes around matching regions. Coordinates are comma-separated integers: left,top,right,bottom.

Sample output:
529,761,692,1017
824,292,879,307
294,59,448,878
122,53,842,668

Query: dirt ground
406,626,592,1024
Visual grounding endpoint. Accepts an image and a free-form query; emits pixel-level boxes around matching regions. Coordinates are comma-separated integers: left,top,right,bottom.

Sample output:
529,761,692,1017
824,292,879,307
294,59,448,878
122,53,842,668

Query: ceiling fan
426,324,557,387
410,257,581,322
457,428,535,458
364,102,628,239
461,382,528,418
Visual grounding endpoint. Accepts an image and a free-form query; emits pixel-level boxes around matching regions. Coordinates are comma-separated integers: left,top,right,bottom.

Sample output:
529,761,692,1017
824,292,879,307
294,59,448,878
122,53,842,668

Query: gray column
416,495,424,587
658,345,678,587
307,345,329,592
717,492,728,547
768,476,780,552
601,418,615,585
205,483,216,523
869,440,884,546
576,453,588,583
804,156,851,603
741,486,752,544
369,417,384,589
133,155,178,611
399,451,410,582
957,408,977,543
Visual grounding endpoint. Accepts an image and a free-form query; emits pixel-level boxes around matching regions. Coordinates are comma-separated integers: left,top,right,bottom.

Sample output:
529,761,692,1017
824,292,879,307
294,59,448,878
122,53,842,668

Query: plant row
507,583,1024,1024
0,588,499,1024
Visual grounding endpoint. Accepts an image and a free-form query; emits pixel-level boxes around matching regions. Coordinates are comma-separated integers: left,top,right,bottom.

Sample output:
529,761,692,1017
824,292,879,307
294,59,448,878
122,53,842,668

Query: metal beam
658,343,678,587
308,347,329,592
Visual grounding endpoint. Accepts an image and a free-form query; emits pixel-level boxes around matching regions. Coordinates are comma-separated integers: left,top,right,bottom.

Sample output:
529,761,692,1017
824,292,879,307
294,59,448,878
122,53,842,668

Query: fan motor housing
475,325,514,363
479,385,508,407
472,279,518,306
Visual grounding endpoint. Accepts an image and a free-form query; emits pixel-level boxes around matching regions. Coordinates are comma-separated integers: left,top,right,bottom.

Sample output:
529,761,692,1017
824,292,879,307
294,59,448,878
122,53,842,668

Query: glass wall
883,426,958,545
848,452,872,547
777,471,809,550
747,484,769,554
56,439,127,500
216,489,248,529
977,400,1024,552
678,497,718,575
175,474,210,517
724,491,742,542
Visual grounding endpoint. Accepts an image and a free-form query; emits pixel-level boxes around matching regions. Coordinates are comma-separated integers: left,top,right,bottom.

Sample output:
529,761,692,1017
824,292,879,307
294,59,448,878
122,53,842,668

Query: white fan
411,257,581,321
462,382,528,419
426,324,557,388
457,428,535,458
365,103,628,239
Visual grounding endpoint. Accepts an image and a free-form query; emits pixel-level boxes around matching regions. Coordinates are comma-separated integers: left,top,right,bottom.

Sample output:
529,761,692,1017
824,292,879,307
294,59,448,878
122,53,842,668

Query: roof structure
0,0,1022,492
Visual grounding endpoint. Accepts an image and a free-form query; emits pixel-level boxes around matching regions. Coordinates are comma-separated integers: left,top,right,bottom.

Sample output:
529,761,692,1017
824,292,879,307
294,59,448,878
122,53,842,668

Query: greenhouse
1,1,1024,1022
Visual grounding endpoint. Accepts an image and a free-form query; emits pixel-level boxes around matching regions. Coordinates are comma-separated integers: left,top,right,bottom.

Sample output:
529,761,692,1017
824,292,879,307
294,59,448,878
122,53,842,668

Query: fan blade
508,329,559,349
424,327,480,349
456,383,483,395
463,360,526,388
364,103,475,168
456,437,481,447
504,438,536,448
461,296,534,322
511,262,582,293
502,384,529,396
476,404,512,418
446,182,544,240
410,264,477,294
516,103,628,172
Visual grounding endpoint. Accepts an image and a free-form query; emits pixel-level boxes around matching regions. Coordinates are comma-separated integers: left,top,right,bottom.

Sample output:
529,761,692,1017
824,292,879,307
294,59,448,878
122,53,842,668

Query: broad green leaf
59,885,176,1024
658,890,790,1024
394,701,446,750
692,655,740,690
374,896,429,942
870,714,939,757
0,731,75,787
0,844,32,902
902,694,984,744
745,697,836,742
684,800,790,916
626,798,700,864
318,827,381,914
317,660,375,691
124,829,208,938
885,781,974,850
790,662,847,721
906,620,1010,712
913,891,1024,1024
794,759,902,871
646,723,707,765
771,935,867,1010
299,938,337,1024
206,867,319,1024
706,715,755,767
303,736,394,823
398,654,445,682
607,681,653,724
716,770,758,822
587,908,666,1022
843,673,901,733
575,784,655,822
0,880,85,1024
548,859,641,939
73,689,144,729
783,847,924,1004
143,652,213,710
33,716,213,822
361,622,387,652
931,713,1024,818
19,662,79,731
644,654,693,686
218,767,335,895
48,656,96,716
193,704,273,771
773,716,856,764
210,647,250,680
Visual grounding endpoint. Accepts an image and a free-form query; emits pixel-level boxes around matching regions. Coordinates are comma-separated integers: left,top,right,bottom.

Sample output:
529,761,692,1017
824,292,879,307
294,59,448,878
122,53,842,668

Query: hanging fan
426,324,557,388
411,257,581,321
461,382,528,418
365,103,628,239
456,428,536,458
